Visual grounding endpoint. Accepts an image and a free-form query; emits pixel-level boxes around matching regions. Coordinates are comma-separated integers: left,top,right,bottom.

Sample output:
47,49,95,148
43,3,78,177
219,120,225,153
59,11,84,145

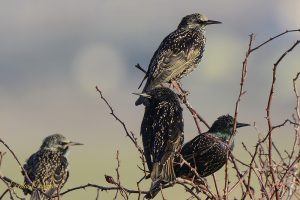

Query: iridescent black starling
137,87,184,196
23,134,82,200
135,13,221,105
175,115,249,180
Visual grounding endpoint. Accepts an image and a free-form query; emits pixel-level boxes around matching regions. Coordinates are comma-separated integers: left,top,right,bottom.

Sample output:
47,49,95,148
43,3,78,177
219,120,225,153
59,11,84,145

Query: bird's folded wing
152,49,200,84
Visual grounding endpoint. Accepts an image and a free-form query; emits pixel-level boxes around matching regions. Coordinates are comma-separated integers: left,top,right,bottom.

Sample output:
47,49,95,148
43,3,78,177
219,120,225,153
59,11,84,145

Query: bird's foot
171,80,190,103
179,90,190,102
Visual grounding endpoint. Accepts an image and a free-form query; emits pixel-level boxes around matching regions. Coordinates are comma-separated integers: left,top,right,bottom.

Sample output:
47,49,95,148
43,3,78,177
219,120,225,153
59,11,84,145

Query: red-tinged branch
266,40,300,200
0,139,32,185
225,34,255,200
293,72,300,144
250,29,300,52
233,33,254,134
95,86,145,159
58,183,148,197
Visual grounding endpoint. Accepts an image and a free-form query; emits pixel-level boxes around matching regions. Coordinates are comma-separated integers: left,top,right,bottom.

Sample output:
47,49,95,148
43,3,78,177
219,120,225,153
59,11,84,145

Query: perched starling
175,115,249,180
137,87,184,198
135,13,221,105
23,134,82,200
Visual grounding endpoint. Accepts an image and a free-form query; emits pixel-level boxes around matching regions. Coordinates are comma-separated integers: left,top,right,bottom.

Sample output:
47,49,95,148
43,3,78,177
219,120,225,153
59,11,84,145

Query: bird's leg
171,80,189,103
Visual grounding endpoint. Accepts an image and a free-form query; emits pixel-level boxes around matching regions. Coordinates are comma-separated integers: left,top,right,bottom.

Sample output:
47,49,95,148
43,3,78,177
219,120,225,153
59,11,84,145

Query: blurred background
0,0,299,199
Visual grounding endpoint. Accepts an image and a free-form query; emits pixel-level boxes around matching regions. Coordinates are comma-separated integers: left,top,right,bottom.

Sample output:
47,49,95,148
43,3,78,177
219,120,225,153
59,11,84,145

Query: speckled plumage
23,134,82,200
139,87,183,197
136,13,221,105
175,115,249,179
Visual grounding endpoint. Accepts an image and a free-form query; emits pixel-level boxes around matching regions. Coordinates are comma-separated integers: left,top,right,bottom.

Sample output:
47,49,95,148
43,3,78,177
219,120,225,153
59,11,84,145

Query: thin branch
233,33,254,134
0,139,32,185
58,183,148,196
95,86,145,159
265,40,300,200
250,29,300,52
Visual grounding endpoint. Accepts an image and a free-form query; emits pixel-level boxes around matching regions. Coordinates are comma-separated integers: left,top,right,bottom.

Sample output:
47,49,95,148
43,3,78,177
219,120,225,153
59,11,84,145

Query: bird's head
178,13,221,29
133,87,180,107
209,115,250,141
40,134,83,153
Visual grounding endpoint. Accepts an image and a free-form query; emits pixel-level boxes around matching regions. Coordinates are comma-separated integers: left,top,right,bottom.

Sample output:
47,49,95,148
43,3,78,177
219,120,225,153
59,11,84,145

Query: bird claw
178,90,190,103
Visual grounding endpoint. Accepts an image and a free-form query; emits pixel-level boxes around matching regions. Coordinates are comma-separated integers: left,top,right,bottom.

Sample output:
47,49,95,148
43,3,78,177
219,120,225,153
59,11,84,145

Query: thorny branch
96,86,144,155
95,86,146,169
266,40,300,200
250,29,300,52
0,139,32,185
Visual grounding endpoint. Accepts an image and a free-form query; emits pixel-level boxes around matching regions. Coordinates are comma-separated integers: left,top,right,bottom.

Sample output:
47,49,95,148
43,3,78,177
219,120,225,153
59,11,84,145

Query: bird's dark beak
132,92,151,99
236,122,250,128
205,20,222,25
67,141,83,146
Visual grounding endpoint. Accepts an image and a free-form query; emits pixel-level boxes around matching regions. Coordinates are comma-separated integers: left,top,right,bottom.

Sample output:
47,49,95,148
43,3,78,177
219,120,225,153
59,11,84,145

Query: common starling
135,13,221,105
23,134,82,200
137,87,184,197
175,115,249,180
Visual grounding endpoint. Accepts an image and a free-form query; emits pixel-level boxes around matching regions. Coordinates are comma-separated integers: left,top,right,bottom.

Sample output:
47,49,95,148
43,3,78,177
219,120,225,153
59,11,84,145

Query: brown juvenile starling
175,115,249,180
135,13,221,105
137,87,184,198
23,134,82,200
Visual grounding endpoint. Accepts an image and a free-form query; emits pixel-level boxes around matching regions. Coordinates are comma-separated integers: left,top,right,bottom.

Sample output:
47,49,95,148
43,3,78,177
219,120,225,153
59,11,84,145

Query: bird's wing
140,101,183,172
152,102,184,162
141,107,155,171
143,29,202,91
23,153,38,186
149,103,183,183
146,49,200,91
23,150,69,195
181,133,220,162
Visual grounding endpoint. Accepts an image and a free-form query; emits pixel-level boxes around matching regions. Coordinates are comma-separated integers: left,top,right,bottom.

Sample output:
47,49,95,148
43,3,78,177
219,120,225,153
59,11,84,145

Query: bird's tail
135,78,151,106
135,87,151,106
135,96,145,106
30,190,45,200
151,156,176,184
145,156,176,199
144,184,162,199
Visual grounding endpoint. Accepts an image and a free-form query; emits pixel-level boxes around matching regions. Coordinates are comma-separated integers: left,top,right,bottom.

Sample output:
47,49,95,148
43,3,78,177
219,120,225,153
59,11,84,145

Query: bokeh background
0,0,299,199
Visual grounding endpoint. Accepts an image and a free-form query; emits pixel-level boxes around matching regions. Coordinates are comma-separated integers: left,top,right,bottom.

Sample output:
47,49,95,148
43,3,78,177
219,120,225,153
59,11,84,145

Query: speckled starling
175,115,249,180
23,134,82,200
137,87,184,196
135,13,221,105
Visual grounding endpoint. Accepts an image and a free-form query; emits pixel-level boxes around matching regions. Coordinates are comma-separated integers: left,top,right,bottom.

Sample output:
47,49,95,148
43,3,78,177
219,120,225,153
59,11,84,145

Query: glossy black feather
140,87,184,184
175,115,249,179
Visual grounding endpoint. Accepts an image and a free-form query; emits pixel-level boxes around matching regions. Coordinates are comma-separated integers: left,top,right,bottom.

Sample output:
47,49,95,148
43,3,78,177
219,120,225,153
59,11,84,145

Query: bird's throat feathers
212,131,232,142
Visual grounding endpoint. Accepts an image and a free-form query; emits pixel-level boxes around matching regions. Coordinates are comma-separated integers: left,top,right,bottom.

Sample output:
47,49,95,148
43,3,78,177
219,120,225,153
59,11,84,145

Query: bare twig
58,183,148,196
95,86,145,161
0,139,32,185
266,40,300,200
250,29,300,52
233,33,254,134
